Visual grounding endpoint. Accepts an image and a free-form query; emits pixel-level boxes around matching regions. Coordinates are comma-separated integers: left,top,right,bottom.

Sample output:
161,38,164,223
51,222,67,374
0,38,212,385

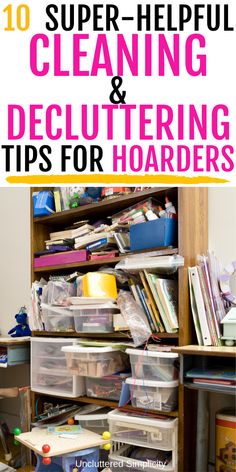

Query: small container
72,304,118,333
126,378,178,412
62,346,129,377
45,280,76,306
75,409,110,435
85,373,129,401
126,349,179,381
108,409,178,450
216,410,236,472
41,304,75,332
81,273,118,299
109,444,176,472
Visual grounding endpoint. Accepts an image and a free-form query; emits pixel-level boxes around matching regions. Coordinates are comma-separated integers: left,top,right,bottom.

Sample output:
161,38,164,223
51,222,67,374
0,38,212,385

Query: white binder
189,267,212,346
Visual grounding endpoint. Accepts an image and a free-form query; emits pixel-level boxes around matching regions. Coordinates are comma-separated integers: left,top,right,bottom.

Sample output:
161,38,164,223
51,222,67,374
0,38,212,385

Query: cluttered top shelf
172,345,236,357
33,187,174,226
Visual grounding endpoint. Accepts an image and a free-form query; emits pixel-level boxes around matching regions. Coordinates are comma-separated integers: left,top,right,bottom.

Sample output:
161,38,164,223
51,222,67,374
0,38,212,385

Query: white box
31,338,85,398
126,349,179,382
108,410,178,451
126,378,178,412
62,346,129,377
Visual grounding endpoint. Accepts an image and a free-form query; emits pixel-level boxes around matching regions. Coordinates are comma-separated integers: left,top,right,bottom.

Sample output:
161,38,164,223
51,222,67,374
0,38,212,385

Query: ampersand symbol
109,76,126,104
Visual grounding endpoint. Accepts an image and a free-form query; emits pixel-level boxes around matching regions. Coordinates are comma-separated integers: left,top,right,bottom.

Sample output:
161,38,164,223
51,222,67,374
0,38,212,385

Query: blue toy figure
8,307,31,337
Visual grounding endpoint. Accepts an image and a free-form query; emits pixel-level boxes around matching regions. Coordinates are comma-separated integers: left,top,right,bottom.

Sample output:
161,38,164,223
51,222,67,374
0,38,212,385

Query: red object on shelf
34,250,88,268
42,457,52,465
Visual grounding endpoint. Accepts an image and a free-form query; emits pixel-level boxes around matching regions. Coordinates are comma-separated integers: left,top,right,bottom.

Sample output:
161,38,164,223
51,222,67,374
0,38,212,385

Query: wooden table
16,428,107,458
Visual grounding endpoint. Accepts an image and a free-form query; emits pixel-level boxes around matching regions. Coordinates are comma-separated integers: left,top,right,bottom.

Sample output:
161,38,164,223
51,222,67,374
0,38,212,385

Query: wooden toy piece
103,443,111,451
13,427,22,436
102,431,111,440
67,418,75,425
42,444,50,453
42,457,51,465
15,427,107,457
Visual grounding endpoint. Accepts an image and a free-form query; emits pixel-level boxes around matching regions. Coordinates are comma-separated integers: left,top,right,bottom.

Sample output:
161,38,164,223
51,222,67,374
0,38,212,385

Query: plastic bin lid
107,409,177,426
69,303,119,311
41,303,71,314
75,413,109,421
126,378,179,388
126,349,178,359
61,345,121,353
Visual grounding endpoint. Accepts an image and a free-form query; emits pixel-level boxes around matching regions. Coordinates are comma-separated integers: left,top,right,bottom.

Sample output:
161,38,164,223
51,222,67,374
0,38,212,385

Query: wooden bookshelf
31,186,209,472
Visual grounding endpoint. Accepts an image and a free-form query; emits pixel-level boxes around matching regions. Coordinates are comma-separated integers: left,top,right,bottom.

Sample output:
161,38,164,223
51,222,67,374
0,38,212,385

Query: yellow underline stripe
6,174,228,185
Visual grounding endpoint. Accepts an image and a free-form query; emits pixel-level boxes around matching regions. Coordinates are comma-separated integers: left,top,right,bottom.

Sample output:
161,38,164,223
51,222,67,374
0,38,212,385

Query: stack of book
188,252,226,347
128,271,178,334
186,367,236,391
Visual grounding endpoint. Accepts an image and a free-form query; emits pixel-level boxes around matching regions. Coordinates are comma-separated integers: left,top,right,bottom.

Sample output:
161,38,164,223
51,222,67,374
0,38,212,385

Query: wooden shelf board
172,345,236,358
184,382,236,396
33,248,179,274
33,188,176,226
33,256,124,273
31,331,179,340
31,331,131,339
31,391,178,417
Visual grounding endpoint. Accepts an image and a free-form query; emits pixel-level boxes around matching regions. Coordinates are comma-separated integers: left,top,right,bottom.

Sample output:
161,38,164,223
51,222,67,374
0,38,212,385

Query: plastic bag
117,290,151,347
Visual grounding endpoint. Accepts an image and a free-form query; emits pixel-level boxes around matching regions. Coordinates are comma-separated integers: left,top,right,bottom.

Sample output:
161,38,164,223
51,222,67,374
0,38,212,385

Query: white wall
0,188,30,428
209,188,236,291
0,188,31,334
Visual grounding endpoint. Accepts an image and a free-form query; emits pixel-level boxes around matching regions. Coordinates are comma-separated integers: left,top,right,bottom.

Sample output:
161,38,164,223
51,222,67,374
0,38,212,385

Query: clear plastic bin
126,378,178,412
42,304,75,332
108,410,178,450
85,374,129,401
43,280,76,306
73,306,115,333
31,338,85,397
75,410,110,435
109,444,176,472
62,346,129,377
126,349,179,381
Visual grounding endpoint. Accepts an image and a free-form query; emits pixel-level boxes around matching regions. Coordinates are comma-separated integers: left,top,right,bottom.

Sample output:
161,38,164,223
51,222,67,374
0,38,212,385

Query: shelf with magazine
30,186,208,472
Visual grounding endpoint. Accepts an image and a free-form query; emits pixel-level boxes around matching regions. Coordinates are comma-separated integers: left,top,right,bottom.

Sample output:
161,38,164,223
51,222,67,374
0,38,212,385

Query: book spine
136,284,155,331
147,272,172,333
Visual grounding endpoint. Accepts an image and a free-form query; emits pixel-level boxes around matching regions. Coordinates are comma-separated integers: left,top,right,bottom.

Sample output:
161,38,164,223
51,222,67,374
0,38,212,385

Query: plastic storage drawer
41,304,75,332
73,305,116,333
108,410,178,450
31,338,85,397
126,349,179,381
75,410,110,435
62,346,129,377
85,374,129,401
126,378,178,412
109,444,176,472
